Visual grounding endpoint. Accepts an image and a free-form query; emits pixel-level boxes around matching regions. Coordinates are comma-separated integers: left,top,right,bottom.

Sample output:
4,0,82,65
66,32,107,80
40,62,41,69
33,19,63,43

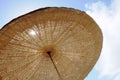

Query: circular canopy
0,7,103,80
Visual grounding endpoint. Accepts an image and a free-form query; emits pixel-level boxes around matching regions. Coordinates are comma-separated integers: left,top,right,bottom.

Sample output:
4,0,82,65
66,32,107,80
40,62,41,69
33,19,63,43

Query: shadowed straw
0,7,103,80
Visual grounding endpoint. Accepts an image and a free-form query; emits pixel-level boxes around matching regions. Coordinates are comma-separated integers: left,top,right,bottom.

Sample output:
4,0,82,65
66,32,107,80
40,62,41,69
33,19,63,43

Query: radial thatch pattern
0,7,103,80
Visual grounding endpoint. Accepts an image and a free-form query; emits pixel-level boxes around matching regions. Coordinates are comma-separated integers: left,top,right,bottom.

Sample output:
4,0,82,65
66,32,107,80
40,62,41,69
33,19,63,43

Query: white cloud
85,0,120,80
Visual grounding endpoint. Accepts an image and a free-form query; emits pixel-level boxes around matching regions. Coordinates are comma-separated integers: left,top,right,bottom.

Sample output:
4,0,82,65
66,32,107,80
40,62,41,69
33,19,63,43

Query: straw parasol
0,7,103,80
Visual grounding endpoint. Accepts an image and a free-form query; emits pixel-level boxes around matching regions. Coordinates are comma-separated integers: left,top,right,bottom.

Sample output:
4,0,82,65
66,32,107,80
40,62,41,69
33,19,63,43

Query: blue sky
0,0,111,28
0,0,120,80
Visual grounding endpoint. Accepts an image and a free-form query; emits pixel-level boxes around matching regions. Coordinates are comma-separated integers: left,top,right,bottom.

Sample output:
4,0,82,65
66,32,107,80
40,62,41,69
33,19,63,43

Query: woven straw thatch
0,7,103,80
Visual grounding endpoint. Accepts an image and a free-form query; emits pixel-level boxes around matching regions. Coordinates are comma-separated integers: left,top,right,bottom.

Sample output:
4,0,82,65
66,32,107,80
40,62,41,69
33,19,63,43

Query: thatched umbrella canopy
0,7,103,80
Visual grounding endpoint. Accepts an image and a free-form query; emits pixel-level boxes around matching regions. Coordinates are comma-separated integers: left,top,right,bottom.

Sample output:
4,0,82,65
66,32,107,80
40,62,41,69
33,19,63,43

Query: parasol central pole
47,51,62,80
